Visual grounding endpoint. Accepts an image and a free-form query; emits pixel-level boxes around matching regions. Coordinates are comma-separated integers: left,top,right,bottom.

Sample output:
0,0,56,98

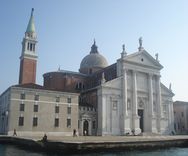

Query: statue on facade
122,44,125,52
101,72,106,84
121,44,127,58
155,53,159,61
169,83,172,91
138,37,144,51
139,37,142,47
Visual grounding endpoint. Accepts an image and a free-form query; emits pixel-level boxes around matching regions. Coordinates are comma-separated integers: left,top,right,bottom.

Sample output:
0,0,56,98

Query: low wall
0,136,188,154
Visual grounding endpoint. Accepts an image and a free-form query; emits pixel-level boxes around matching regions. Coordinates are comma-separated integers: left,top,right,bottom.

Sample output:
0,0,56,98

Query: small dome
79,41,108,74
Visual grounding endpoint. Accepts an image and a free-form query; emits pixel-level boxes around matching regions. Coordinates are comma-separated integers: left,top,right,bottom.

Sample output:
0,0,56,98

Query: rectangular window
56,97,60,102
18,117,24,126
113,101,118,110
67,97,71,103
182,112,184,117
55,106,59,113
33,117,38,126
34,105,38,112
92,121,96,129
20,93,25,100
20,103,25,111
67,119,71,128
67,107,71,114
34,95,39,101
55,118,59,127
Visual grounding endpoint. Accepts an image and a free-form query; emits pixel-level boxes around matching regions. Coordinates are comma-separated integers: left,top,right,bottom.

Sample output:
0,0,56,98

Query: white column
122,68,128,116
148,74,153,116
132,71,141,134
170,100,175,132
156,75,162,132
102,95,107,134
133,71,138,116
148,73,154,132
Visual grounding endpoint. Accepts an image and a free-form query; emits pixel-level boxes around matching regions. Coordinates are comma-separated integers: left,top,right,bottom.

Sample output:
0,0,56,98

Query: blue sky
0,0,188,101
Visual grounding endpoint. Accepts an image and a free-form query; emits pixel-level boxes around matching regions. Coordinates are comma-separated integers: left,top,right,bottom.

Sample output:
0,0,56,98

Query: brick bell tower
19,8,38,84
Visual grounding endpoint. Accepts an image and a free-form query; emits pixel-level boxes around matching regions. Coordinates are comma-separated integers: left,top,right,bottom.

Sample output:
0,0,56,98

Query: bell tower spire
19,8,38,84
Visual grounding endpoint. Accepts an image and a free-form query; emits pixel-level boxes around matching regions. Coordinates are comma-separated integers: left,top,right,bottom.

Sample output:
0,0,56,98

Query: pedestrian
42,134,47,142
73,129,77,137
13,129,17,136
84,130,87,136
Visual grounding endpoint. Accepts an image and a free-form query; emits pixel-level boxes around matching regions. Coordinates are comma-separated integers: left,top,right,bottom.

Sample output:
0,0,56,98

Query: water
0,144,188,156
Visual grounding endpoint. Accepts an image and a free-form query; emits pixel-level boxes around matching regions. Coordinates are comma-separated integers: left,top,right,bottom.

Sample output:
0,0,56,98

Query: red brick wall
19,58,36,84
43,72,87,93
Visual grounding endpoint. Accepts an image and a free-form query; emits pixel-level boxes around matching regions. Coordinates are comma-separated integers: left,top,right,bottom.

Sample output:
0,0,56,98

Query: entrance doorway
138,109,144,132
83,120,89,136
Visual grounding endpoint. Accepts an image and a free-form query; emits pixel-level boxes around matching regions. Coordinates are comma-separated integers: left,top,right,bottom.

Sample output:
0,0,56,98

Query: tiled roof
13,83,44,89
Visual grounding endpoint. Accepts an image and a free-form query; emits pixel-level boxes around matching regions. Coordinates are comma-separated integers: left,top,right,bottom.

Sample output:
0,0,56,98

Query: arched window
33,44,35,51
27,43,30,50
30,43,32,51
89,68,92,74
79,82,82,89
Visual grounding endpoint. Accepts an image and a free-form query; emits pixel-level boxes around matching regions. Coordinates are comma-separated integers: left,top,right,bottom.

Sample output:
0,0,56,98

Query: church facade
0,9,175,136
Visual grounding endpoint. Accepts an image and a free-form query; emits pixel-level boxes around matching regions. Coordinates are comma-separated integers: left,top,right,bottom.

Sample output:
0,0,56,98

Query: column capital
132,70,137,75
148,73,153,78
156,75,161,79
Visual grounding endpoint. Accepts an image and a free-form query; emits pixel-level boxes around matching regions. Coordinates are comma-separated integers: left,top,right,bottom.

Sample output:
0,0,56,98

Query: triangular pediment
101,77,121,90
125,50,163,70
161,83,175,97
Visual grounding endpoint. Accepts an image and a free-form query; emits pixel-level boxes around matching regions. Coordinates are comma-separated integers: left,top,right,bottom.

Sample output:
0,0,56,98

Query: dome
80,53,108,69
79,41,108,74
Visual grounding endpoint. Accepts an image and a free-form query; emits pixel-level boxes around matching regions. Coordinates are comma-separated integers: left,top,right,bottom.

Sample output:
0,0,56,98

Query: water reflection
0,144,188,156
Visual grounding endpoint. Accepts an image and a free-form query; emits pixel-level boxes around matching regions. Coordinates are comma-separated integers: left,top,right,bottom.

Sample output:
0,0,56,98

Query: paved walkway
19,135,188,143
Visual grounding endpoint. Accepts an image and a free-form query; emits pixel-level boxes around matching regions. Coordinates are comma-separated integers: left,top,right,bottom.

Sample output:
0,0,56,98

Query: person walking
13,129,17,136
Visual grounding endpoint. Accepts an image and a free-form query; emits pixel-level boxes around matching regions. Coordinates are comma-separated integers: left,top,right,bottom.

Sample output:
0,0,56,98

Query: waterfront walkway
1,135,188,154
16,135,188,143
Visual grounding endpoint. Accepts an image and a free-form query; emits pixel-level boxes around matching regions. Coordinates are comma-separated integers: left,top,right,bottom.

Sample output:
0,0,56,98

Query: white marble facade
97,47,174,136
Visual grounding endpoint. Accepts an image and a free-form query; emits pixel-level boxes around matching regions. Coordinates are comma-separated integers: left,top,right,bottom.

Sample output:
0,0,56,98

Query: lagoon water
0,144,188,156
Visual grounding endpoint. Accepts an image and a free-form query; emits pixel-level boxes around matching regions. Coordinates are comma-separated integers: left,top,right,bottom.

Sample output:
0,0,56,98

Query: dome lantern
79,40,108,75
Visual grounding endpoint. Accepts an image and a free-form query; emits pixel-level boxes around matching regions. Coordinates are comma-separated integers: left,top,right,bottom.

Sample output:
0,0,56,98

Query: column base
121,115,131,135
132,115,141,135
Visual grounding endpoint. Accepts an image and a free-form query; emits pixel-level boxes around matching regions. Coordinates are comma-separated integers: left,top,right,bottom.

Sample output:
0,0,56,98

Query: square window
33,117,38,126
55,118,59,127
67,98,71,103
20,93,25,100
67,119,71,128
18,117,24,126
34,105,38,112
67,107,71,114
55,106,59,113
56,97,60,102
20,103,25,111
34,95,39,101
